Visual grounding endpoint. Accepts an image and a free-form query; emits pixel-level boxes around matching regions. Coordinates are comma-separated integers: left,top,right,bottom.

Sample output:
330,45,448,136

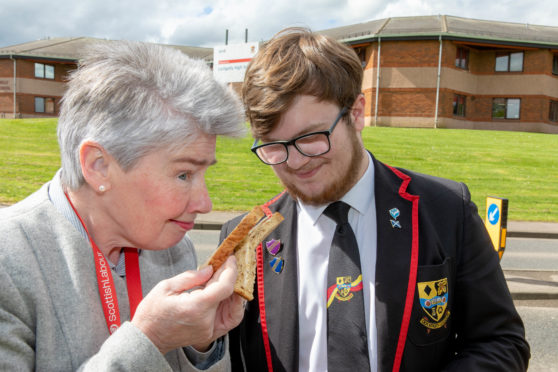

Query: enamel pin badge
269,256,284,273
266,239,284,274
266,239,281,255
389,207,402,229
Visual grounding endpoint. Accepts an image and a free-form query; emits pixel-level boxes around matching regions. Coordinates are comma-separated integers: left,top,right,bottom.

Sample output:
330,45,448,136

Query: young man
221,28,530,372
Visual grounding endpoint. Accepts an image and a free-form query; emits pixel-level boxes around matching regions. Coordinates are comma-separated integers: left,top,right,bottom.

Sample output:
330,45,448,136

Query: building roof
0,37,213,63
1,15,557,64
319,15,558,48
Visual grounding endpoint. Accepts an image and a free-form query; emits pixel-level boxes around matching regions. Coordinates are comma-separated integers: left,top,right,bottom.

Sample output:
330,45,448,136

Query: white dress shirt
297,152,377,372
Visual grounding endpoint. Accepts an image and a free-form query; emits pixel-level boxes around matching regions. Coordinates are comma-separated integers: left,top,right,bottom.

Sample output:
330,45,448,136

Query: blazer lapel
255,157,421,372
259,193,300,372
372,157,420,372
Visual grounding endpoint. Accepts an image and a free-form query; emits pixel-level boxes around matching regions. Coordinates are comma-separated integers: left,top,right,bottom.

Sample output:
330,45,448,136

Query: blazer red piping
386,165,420,372
254,163,420,372
256,190,287,372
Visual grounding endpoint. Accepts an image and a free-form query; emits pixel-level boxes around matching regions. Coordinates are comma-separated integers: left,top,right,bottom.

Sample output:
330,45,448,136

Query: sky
1,0,558,49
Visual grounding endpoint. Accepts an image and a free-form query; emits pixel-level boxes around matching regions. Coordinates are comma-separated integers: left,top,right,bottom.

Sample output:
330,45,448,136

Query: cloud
1,0,558,48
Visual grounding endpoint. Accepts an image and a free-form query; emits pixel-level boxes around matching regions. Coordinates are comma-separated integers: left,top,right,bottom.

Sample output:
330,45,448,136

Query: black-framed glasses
251,107,348,165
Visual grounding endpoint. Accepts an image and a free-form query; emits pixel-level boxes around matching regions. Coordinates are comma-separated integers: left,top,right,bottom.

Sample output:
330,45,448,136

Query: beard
281,128,366,206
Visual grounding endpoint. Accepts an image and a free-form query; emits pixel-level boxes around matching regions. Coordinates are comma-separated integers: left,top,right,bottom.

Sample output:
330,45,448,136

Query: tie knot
324,201,351,226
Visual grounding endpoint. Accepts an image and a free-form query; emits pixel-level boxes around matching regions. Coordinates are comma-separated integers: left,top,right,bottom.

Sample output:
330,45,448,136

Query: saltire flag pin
266,239,281,255
269,256,284,274
389,207,402,229
390,220,402,228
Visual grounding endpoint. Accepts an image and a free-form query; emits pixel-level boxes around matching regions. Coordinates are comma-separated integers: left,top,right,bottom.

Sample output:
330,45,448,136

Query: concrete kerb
193,211,242,231
504,270,558,301
507,221,558,239
195,211,558,240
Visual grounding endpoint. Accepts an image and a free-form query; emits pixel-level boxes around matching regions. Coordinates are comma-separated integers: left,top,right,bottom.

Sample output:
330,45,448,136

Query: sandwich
202,205,284,300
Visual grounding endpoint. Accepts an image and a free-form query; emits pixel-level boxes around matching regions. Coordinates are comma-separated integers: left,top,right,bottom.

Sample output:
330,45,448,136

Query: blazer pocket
408,257,453,346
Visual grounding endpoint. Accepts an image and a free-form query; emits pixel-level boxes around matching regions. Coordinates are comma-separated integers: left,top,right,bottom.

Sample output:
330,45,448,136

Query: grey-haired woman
0,40,245,371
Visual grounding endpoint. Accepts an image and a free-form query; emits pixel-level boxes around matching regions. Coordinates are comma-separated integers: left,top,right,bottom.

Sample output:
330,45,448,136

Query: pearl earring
98,185,106,192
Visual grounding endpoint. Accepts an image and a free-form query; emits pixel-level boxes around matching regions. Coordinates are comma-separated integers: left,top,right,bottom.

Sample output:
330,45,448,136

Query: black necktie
324,201,370,372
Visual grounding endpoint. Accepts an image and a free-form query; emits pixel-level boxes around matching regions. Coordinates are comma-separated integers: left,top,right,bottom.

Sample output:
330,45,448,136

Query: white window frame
492,98,521,119
495,52,524,72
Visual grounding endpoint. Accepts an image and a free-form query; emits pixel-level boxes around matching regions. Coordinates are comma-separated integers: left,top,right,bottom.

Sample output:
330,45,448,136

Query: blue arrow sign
488,203,500,225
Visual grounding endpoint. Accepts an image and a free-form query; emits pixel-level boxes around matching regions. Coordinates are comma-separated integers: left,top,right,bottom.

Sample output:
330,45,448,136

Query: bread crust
234,212,284,300
202,205,264,271
201,206,284,301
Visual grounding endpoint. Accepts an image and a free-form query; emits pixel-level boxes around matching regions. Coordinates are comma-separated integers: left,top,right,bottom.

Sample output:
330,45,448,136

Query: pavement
505,270,558,300
194,211,558,301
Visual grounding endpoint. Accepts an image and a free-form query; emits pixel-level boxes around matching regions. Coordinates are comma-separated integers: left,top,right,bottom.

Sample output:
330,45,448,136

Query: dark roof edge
0,54,77,63
341,32,558,49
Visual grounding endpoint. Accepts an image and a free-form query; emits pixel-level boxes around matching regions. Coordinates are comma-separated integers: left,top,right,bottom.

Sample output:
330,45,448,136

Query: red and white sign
213,42,259,83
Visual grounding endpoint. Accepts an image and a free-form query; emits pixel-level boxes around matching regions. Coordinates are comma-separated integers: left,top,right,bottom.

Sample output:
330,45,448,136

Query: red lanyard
65,193,143,334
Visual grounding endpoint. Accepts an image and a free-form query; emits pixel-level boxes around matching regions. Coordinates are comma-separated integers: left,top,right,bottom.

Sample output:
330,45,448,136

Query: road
188,229,221,264
187,231,558,370
514,300,558,371
500,237,558,271
188,231,558,277
499,237,558,371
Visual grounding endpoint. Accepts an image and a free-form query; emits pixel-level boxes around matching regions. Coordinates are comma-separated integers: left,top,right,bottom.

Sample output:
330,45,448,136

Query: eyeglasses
251,107,348,165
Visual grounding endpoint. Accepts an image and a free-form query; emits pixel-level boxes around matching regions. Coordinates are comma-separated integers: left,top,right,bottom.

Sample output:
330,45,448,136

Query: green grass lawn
0,119,60,202
1,118,556,221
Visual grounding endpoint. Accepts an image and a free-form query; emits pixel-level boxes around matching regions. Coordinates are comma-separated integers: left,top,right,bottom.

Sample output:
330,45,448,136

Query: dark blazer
221,155,530,372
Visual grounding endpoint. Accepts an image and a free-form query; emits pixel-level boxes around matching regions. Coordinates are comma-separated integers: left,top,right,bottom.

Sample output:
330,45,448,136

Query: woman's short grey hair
58,40,245,189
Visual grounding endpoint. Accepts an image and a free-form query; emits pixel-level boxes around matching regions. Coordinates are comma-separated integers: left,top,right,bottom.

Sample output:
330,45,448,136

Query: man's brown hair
242,27,363,138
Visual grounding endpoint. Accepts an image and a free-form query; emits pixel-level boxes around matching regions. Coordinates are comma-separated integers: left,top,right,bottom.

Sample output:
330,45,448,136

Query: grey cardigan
0,181,231,371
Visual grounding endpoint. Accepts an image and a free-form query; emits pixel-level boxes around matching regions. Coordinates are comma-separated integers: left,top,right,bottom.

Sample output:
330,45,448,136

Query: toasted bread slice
202,205,264,271
233,212,284,300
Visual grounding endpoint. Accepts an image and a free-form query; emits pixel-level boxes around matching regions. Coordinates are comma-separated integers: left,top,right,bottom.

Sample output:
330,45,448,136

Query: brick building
0,37,212,119
320,15,558,134
1,16,558,133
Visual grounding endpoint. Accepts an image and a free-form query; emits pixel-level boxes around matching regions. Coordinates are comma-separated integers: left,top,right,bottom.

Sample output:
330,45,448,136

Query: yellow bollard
485,197,509,260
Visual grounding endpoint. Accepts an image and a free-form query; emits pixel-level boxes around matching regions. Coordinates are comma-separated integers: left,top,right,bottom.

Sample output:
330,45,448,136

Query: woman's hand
131,256,245,355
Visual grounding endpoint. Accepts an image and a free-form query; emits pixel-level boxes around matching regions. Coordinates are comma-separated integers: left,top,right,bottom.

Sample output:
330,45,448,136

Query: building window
495,52,523,72
492,98,520,119
550,100,558,122
453,94,466,116
34,63,55,79
455,47,469,69
35,97,44,112
553,54,558,75
35,97,55,113
355,47,367,69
